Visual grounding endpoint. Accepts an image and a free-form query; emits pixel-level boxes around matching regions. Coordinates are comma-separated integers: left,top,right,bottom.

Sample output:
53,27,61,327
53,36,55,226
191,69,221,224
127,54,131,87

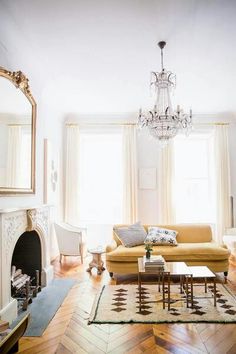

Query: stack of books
143,255,166,271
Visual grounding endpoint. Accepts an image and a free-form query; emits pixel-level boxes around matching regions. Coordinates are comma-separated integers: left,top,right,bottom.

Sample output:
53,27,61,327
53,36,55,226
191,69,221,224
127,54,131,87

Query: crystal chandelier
138,41,192,143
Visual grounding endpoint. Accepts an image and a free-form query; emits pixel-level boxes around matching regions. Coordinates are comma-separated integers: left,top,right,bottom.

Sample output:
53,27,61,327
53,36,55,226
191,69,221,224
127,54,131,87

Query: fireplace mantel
0,206,53,323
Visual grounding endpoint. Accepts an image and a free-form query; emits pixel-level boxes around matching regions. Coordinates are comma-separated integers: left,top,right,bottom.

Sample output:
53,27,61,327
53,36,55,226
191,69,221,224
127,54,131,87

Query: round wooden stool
87,248,105,275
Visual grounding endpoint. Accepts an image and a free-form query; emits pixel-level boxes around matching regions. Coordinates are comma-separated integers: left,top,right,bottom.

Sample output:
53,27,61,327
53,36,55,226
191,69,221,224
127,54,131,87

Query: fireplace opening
11,230,42,286
11,231,42,310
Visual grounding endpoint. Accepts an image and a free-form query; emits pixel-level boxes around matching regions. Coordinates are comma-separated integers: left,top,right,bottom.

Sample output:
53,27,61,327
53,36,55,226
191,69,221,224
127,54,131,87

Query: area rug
12,278,76,336
89,283,236,324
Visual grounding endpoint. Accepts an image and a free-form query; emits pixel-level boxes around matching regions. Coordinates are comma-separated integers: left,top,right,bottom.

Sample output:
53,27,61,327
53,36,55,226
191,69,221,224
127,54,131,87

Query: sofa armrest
106,240,118,253
221,243,228,249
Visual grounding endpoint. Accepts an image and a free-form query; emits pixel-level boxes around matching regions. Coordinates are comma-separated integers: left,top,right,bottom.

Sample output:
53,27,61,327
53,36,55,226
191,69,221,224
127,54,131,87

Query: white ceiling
1,0,236,117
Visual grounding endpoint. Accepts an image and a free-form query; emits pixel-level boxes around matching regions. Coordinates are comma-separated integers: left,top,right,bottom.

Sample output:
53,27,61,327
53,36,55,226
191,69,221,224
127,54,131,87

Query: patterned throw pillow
114,222,147,247
145,227,178,246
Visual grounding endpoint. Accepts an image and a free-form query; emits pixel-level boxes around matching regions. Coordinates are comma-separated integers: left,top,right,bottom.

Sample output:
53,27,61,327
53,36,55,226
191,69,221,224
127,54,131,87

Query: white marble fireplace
0,206,54,323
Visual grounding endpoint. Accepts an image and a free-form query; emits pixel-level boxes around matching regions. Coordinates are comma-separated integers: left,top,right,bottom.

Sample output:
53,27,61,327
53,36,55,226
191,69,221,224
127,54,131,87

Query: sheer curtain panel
65,125,80,225
123,125,138,224
159,142,175,224
214,125,231,243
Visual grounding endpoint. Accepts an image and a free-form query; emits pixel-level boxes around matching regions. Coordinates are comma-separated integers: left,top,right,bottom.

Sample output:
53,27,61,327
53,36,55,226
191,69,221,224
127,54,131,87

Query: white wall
0,8,64,259
0,6,63,211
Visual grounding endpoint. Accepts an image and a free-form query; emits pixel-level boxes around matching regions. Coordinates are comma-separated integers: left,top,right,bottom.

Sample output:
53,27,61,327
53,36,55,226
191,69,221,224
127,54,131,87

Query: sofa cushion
113,222,147,247
145,226,178,246
106,242,230,262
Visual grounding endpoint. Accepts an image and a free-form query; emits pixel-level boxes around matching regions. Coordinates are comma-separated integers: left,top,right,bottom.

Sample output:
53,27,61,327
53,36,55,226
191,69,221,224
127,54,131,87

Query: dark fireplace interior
11,230,42,286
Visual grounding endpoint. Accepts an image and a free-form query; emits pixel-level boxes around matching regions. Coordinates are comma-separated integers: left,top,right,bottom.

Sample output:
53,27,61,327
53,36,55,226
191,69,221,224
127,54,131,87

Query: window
79,127,123,224
173,131,216,224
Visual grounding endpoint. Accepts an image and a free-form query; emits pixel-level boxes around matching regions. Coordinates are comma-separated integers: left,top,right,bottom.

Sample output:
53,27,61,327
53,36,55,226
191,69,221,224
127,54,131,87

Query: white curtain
6,126,22,187
214,125,231,243
158,142,175,224
65,125,80,225
123,125,138,223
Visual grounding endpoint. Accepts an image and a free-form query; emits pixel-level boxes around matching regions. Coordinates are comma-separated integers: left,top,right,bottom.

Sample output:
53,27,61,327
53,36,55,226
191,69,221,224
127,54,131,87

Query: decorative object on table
89,283,236,324
138,41,192,144
87,247,105,275
113,222,147,247
144,241,153,259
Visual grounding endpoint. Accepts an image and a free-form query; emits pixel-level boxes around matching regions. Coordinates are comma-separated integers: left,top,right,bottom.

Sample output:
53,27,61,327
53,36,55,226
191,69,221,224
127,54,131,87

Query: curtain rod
8,123,31,126
65,122,136,127
195,122,230,126
65,122,230,127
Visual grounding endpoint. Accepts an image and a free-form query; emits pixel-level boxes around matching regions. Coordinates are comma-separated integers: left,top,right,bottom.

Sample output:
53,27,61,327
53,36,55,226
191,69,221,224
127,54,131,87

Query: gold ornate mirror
0,67,36,194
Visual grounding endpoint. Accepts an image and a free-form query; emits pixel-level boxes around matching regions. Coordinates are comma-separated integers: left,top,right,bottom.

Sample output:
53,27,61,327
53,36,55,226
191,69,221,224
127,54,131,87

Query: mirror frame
0,66,36,195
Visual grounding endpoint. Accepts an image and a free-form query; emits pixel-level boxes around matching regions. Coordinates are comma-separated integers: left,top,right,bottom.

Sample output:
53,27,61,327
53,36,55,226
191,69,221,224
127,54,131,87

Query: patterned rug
89,283,236,324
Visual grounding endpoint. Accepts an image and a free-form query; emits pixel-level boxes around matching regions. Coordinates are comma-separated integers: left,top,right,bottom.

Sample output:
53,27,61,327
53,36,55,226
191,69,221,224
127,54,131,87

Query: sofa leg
109,272,114,278
224,271,228,283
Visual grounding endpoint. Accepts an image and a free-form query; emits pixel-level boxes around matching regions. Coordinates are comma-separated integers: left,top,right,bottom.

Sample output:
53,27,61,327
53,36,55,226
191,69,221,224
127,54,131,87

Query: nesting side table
187,266,217,307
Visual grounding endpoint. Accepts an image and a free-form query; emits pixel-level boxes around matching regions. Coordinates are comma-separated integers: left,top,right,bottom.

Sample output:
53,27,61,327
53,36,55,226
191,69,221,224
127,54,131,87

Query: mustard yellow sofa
105,224,230,277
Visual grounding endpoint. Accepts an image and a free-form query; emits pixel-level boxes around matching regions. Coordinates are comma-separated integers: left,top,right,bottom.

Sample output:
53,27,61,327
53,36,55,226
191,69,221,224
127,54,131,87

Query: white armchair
54,223,86,263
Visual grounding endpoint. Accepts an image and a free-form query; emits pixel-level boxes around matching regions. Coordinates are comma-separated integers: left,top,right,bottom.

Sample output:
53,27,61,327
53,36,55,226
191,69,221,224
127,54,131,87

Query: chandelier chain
161,48,164,71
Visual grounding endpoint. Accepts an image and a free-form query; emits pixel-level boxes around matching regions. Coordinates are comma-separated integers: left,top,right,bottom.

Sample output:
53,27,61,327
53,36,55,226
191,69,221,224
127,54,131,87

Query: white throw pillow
114,222,147,247
145,226,178,246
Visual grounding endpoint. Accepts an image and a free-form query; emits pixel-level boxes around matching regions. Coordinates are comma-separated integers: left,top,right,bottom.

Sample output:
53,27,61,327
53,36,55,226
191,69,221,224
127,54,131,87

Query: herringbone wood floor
17,257,236,354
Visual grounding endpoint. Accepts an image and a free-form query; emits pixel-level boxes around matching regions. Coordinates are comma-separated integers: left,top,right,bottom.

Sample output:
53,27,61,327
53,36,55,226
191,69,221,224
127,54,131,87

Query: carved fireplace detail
0,206,53,323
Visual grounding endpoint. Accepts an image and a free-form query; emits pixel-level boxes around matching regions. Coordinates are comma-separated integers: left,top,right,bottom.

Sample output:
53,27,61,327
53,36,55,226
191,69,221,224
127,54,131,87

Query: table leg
190,275,193,308
180,275,183,294
87,253,105,275
205,277,207,293
162,273,165,309
168,273,170,311
138,272,141,312
213,278,217,307
186,276,189,308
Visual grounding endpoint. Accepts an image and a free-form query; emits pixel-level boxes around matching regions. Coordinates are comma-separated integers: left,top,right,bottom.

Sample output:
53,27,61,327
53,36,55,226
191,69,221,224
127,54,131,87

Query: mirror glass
0,68,36,194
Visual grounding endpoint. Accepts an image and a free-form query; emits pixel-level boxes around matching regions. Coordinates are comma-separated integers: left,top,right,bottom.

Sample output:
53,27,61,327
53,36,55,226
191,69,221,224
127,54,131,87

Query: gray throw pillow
114,222,147,247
